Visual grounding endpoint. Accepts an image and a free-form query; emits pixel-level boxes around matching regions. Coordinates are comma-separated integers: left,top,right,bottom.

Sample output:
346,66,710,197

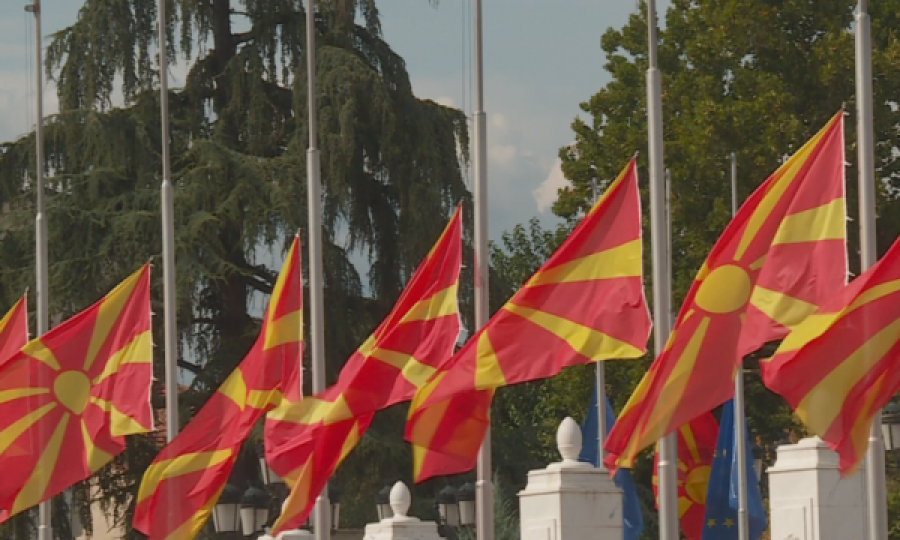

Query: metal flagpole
645,1,677,539
26,1,52,538
856,2,887,539
306,1,331,538
156,0,179,447
592,179,607,469
472,1,493,539
730,153,750,540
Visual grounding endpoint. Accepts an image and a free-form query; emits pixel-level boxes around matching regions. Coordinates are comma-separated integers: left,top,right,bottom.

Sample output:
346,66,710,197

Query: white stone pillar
518,417,624,540
767,437,867,540
363,482,443,540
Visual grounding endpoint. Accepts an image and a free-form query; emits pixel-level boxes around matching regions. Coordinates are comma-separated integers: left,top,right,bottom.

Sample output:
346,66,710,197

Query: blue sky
0,0,669,241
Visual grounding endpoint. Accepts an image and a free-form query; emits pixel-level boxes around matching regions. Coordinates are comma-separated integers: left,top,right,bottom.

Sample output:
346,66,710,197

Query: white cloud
533,157,571,213
489,143,517,168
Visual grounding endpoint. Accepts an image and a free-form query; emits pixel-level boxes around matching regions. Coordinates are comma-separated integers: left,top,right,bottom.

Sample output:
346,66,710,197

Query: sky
0,0,671,244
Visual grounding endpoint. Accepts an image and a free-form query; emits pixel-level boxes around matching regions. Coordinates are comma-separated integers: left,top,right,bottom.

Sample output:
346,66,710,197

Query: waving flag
652,411,718,540
0,295,28,366
406,159,650,481
606,112,846,471
133,237,303,540
764,235,900,474
701,400,767,540
266,207,462,534
579,386,643,540
0,265,152,521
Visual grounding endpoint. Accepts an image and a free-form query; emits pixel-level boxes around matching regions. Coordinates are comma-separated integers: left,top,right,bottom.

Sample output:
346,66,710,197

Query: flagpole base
767,437,866,540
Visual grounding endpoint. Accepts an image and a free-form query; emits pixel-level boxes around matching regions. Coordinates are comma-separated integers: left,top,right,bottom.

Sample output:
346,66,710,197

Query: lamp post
329,487,341,530
750,439,764,481
376,485,394,521
240,487,271,537
456,483,476,528
213,484,243,535
881,401,900,452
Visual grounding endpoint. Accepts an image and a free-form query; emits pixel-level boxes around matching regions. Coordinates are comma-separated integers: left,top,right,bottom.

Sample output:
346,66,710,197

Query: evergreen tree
0,0,470,534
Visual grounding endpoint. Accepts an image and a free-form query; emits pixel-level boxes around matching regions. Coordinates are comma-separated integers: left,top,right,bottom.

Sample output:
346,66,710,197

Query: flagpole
592,179,607,470
26,0,52,538
472,1,493,539
155,0,179,447
856,2,887,540
646,1,677,538
306,1,331,538
730,153,751,540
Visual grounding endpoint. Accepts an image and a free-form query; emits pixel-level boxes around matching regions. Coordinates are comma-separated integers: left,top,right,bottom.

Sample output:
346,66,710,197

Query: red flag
0,295,28,366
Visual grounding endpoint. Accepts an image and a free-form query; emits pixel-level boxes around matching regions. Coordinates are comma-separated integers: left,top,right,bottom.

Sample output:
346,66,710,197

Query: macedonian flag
133,236,303,540
605,112,846,471
0,265,152,521
265,207,462,534
405,158,650,481
764,235,900,475
0,295,28,366
652,411,718,540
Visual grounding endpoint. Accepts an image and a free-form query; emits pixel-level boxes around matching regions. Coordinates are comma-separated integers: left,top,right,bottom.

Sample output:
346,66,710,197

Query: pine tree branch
178,360,203,374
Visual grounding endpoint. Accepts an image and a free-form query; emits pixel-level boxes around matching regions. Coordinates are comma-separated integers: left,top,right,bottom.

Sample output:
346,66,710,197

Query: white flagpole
472,1,493,539
592,179,607,470
856,2,887,540
305,1,331,539
26,0,52,538
156,0,179,447
731,153,751,540
645,1,677,539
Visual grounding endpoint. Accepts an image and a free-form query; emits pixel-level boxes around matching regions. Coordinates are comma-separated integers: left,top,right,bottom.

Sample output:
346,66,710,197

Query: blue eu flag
701,399,767,540
579,384,644,540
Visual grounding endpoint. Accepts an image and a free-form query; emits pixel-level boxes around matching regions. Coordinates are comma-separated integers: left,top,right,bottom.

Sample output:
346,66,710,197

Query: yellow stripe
748,287,819,330
772,199,845,245
247,389,284,410
772,313,842,354
525,239,641,288
847,279,900,313
589,159,633,214
849,372,886,463
263,310,303,351
88,396,150,436
11,413,70,515
399,284,460,324
474,329,506,389
21,339,60,371
84,266,145,371
92,331,152,385
0,387,49,405
680,424,702,463
162,484,227,540
645,317,712,441
137,449,234,504
748,255,767,271
266,394,354,426
272,458,315,532
0,297,24,337
0,402,56,455
735,117,834,260
217,370,248,411
81,419,114,472
264,240,298,325
368,348,438,389
503,303,645,368
795,318,900,435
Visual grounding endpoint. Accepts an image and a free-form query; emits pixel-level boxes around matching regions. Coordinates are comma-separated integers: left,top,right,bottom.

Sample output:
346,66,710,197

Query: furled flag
764,234,900,475
0,265,152,521
405,158,650,481
0,295,28,366
133,237,303,540
701,400,767,540
605,112,846,471
652,411,718,540
579,385,643,540
265,207,463,534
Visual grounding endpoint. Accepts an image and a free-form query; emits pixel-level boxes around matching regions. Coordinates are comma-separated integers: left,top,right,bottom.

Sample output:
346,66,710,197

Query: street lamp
212,484,243,534
330,486,342,530
240,487,270,536
882,400,900,451
376,485,393,521
750,439,764,480
437,486,460,529
456,483,476,527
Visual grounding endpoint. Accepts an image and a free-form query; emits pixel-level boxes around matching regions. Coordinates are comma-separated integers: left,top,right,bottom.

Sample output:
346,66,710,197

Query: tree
0,0,470,534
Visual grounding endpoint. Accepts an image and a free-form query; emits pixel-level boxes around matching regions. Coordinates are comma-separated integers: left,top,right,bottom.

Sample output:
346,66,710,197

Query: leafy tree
0,0,470,534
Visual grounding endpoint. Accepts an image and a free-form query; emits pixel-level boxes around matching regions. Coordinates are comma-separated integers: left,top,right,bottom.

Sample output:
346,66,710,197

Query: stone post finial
389,481,411,518
557,417,582,463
